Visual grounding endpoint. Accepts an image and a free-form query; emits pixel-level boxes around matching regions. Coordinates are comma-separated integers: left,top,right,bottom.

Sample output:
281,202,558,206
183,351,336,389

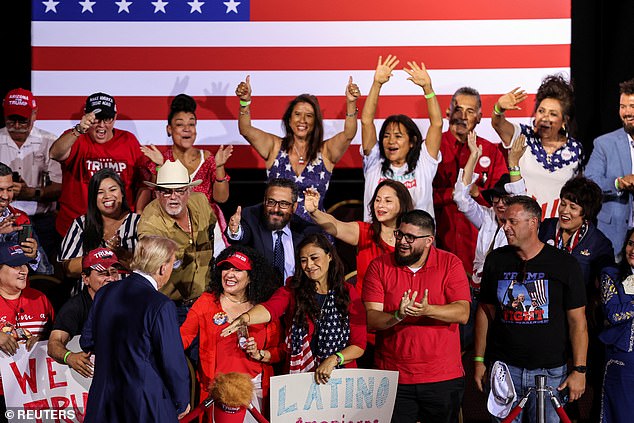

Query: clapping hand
508,134,527,167
397,289,418,320
140,145,165,166
228,206,241,235
467,131,482,159
235,75,252,102
404,289,431,318
215,145,234,168
373,55,399,85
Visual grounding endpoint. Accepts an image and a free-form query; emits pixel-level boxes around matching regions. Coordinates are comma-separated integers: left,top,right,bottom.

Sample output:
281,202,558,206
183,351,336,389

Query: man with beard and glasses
138,159,216,327
433,87,507,276
226,178,320,282
586,77,634,259
1,89,62,263
363,209,470,423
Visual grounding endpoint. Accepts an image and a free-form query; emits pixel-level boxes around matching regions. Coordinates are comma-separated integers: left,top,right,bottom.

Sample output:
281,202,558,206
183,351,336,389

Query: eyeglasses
157,187,189,197
394,230,432,244
5,118,30,127
92,117,114,125
264,198,293,209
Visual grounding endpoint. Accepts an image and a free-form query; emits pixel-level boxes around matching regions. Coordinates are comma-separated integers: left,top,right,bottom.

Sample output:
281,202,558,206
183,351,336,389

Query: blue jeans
493,363,567,423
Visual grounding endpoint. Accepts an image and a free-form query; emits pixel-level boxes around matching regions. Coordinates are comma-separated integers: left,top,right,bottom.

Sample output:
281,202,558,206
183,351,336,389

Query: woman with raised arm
492,74,583,219
360,55,442,221
304,180,413,295
141,94,233,256
235,76,360,222
220,233,366,385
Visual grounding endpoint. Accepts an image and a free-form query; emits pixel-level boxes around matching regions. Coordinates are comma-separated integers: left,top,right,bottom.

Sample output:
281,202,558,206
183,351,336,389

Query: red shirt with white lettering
56,129,151,236
363,247,470,384
0,287,54,395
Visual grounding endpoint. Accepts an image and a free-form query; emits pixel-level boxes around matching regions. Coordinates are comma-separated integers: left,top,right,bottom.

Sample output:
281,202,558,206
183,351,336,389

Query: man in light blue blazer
585,78,634,257
81,236,190,422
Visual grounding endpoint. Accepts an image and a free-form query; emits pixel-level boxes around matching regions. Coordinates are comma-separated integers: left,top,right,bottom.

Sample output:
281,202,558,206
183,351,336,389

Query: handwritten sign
0,337,91,423
270,369,398,423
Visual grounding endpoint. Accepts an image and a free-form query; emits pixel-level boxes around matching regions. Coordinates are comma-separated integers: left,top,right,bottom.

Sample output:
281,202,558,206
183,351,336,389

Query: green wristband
239,100,251,107
509,170,521,176
335,352,345,366
424,91,436,99
63,351,72,364
394,310,403,321
473,356,485,362
493,103,504,116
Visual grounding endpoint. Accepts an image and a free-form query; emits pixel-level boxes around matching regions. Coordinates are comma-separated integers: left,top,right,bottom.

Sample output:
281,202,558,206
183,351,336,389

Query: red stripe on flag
36,95,537,120
250,0,570,21
32,45,569,71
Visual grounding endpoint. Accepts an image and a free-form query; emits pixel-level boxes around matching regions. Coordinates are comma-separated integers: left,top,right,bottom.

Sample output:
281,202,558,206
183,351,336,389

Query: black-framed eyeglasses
157,187,189,197
264,198,293,209
92,117,115,125
394,230,432,244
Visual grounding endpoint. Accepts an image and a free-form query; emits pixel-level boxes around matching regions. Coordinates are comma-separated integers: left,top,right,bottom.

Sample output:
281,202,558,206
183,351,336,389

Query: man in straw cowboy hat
138,160,216,338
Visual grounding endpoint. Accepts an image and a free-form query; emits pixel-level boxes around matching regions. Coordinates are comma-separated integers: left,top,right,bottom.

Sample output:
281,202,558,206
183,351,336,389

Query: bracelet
259,350,265,361
508,165,520,172
346,108,358,118
239,100,251,107
509,170,521,176
239,110,250,116
74,123,86,135
473,356,485,363
215,176,227,183
493,104,505,116
394,310,403,321
63,351,72,364
424,91,436,99
335,352,345,366
243,312,250,323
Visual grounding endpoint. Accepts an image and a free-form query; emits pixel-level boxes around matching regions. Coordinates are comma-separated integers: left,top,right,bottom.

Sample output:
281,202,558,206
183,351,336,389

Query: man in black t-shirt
473,196,588,423
47,248,121,377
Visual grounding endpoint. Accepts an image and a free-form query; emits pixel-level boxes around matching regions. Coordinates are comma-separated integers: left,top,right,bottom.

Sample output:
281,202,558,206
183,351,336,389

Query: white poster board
270,369,398,423
0,337,91,422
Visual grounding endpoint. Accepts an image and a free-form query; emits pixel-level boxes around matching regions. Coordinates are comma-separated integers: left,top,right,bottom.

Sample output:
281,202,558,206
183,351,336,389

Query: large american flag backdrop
31,0,570,168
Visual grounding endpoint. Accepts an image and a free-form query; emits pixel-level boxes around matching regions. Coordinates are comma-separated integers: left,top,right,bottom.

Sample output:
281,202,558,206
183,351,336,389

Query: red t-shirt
355,221,394,298
362,247,470,384
0,287,54,395
56,129,151,236
433,131,507,275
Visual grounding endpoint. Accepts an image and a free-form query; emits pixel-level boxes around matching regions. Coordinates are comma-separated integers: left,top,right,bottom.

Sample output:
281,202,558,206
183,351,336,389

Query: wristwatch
572,365,587,374
33,188,42,201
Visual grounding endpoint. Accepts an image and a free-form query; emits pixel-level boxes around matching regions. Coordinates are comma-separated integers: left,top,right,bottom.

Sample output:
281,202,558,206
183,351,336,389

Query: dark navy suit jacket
80,272,189,423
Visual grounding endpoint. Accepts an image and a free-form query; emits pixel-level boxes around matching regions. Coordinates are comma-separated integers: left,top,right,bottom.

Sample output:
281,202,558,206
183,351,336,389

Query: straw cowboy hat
144,159,202,189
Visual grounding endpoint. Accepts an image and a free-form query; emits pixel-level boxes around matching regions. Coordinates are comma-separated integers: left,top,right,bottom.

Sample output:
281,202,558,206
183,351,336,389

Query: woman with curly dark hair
180,245,282,421
360,55,442,221
492,74,583,219
59,168,139,278
222,233,367,384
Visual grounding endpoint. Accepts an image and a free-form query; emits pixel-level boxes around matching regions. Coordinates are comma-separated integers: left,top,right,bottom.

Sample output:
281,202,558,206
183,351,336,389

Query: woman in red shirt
180,246,282,421
222,233,366,384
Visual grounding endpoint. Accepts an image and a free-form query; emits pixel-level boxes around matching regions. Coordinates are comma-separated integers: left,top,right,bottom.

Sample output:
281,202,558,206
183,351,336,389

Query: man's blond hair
130,236,177,275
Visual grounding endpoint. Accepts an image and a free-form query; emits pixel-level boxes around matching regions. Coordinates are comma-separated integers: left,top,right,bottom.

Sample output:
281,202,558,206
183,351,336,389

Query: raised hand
404,61,432,90
508,134,527,167
140,144,165,166
303,188,321,214
373,55,399,85
496,88,528,111
235,75,252,102
77,111,97,134
346,76,361,102
21,237,38,259
215,145,234,168
228,206,242,234
466,131,482,158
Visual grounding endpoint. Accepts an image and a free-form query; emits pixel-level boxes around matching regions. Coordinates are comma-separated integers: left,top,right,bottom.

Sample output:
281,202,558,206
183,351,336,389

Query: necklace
221,293,248,304
293,143,307,165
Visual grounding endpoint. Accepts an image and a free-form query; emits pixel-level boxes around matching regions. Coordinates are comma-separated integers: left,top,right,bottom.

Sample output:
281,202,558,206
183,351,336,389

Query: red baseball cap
3,88,37,119
82,248,121,272
217,251,252,271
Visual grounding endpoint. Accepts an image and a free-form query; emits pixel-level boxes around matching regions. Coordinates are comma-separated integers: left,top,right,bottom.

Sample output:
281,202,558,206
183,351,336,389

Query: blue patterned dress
267,149,332,222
